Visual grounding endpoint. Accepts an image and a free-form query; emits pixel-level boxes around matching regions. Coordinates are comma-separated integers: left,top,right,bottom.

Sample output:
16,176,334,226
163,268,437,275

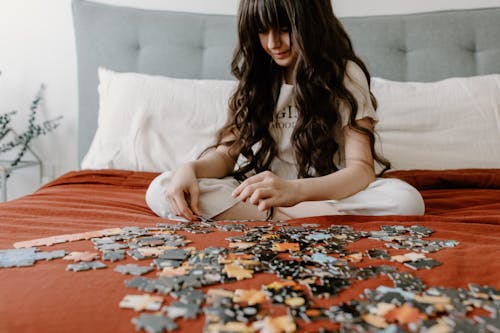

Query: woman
146,0,425,221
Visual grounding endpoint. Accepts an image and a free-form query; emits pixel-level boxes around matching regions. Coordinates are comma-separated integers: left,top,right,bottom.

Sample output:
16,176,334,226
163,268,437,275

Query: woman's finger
189,186,202,217
257,197,274,211
232,172,270,197
236,182,263,202
248,188,271,205
166,195,180,217
232,179,253,198
173,193,196,220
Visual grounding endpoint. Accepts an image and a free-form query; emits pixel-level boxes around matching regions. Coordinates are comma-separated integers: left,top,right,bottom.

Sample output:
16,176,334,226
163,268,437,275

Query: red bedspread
0,169,499,333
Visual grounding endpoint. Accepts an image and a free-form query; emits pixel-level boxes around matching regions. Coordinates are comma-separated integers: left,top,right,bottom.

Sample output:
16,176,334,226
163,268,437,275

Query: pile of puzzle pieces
1,222,499,333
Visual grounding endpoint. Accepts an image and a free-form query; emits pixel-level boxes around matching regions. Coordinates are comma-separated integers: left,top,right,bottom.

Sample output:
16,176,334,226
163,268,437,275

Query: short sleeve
338,61,378,128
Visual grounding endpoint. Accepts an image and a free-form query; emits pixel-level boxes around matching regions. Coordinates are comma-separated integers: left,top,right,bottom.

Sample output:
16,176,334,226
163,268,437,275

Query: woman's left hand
231,171,300,211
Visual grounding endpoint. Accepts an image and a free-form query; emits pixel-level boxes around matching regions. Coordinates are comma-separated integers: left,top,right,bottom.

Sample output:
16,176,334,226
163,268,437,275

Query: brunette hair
215,0,390,180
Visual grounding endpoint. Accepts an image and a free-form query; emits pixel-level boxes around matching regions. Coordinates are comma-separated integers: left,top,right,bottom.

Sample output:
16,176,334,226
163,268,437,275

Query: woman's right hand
165,163,202,221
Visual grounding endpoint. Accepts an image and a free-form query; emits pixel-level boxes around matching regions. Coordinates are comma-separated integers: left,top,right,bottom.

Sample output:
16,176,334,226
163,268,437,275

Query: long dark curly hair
215,0,390,181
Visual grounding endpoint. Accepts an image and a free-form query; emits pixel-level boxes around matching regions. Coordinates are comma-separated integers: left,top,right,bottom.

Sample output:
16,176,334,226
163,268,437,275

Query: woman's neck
284,67,294,85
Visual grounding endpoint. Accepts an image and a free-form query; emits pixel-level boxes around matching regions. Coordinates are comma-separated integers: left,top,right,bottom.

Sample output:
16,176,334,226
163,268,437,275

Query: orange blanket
1,169,499,333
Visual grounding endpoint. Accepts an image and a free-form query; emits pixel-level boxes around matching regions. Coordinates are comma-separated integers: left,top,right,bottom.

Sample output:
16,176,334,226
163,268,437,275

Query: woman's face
258,28,298,70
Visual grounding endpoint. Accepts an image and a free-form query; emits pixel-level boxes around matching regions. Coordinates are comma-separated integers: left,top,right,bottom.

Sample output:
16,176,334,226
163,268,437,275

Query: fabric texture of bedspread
0,169,499,333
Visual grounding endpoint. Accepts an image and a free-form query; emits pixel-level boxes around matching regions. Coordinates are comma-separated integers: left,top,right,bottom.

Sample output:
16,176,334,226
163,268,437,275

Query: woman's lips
273,50,290,59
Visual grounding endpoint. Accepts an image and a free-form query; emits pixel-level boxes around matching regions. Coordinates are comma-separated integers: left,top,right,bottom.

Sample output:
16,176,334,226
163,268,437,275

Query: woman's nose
267,30,281,49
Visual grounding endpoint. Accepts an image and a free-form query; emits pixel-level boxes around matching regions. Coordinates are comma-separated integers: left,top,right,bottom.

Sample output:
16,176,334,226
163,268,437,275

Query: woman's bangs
250,0,290,32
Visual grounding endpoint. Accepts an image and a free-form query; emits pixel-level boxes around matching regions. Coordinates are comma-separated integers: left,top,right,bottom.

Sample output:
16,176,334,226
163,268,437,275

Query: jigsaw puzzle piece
119,294,163,311
63,251,100,262
132,313,177,333
66,261,107,272
252,315,296,333
0,248,37,268
13,228,123,248
115,264,154,276
35,250,66,261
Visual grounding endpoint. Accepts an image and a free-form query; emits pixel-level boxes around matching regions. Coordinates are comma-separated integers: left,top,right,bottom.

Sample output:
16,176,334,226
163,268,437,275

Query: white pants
146,172,425,220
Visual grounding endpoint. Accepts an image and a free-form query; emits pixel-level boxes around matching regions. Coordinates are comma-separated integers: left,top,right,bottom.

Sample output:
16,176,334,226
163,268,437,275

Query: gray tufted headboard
72,0,500,163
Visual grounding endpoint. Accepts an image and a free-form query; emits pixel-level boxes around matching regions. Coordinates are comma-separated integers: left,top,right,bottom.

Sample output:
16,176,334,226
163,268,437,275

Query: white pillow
83,69,500,173
372,74,500,170
81,68,236,171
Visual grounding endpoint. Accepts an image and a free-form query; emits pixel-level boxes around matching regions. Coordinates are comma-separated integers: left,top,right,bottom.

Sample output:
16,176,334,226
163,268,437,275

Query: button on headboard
72,0,500,163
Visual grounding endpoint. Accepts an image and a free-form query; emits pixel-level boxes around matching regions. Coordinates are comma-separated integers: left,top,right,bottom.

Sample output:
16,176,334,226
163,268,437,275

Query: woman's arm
231,118,376,210
165,133,238,220
190,140,238,179
293,117,376,201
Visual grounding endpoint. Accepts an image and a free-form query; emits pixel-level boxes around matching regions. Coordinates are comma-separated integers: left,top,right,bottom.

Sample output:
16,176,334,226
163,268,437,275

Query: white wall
1,0,500,200
0,0,77,201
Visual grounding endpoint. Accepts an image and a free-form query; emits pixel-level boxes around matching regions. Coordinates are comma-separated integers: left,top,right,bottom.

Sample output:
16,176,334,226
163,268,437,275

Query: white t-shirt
269,61,377,179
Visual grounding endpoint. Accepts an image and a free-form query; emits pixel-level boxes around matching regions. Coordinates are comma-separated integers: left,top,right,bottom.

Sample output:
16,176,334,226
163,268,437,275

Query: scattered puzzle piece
119,294,163,311
163,301,200,319
205,322,255,333
207,289,235,303
469,283,500,301
66,261,106,272
384,303,427,325
35,250,66,261
369,302,396,317
127,249,147,260
102,250,126,262
367,249,391,259
443,316,479,333
284,296,306,308
344,252,363,262
170,289,205,305
388,272,426,292
137,246,177,258
233,289,267,306
305,232,332,241
414,320,451,333
474,314,500,333
99,242,128,251
309,252,337,265
63,251,100,262
158,249,189,261
115,264,154,276
157,265,190,277
413,295,451,306
132,313,178,333
362,313,389,329
252,315,296,333
404,258,442,270
391,252,427,263
219,253,260,267
13,228,123,248
0,248,37,267
229,242,256,250
271,242,300,252
223,264,254,281
91,237,116,247
1,249,66,268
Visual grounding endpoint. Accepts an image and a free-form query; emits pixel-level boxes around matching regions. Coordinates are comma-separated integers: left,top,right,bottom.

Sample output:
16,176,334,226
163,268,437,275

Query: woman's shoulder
344,60,370,89
341,60,377,122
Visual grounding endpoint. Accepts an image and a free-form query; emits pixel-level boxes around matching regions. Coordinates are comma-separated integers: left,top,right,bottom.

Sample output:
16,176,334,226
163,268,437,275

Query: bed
1,1,499,332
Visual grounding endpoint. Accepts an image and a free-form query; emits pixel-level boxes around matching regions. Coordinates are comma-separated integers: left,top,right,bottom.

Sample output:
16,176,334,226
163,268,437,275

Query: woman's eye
280,27,289,32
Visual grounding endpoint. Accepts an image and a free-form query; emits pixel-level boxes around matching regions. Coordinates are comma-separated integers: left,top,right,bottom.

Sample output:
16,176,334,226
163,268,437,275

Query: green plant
0,71,62,174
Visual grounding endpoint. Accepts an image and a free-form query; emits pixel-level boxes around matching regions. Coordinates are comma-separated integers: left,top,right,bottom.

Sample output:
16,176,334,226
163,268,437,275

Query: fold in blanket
385,169,500,190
